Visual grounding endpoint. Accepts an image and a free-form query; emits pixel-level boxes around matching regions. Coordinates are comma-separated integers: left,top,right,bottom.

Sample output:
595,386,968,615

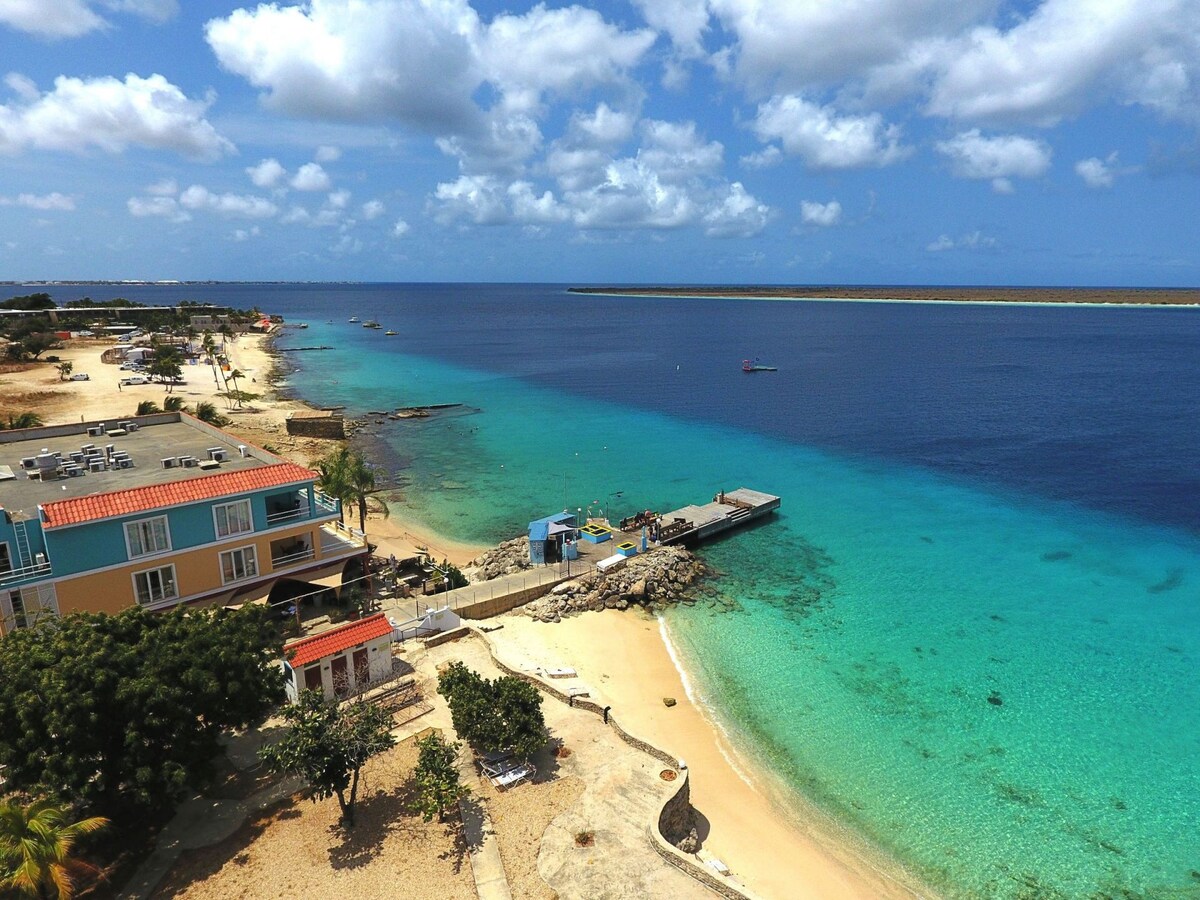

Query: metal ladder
13,520,33,570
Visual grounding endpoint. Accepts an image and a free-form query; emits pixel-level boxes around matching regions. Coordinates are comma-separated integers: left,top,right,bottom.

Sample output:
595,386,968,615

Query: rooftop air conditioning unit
210,449,228,462
237,445,248,458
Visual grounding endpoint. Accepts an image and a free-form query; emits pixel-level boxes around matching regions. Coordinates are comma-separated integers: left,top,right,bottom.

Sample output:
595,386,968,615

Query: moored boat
348,316,360,323
742,358,777,372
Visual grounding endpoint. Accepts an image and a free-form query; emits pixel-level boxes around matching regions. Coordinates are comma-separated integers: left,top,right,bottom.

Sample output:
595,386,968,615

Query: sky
0,0,1198,286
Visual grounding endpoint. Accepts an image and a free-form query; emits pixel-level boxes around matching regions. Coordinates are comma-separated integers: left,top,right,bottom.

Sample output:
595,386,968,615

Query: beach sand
490,610,927,900
7,336,921,898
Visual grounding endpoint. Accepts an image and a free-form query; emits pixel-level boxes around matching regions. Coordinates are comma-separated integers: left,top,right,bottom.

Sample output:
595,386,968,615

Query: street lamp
607,490,624,528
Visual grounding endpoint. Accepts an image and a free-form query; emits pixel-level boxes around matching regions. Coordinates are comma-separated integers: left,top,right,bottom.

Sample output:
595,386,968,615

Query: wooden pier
654,487,780,546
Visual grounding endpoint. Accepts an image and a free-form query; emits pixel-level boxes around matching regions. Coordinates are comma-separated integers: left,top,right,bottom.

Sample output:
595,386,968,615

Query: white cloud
478,5,656,114
231,225,261,241
327,189,351,209
206,0,485,133
631,0,708,58
431,174,510,225
0,192,76,210
246,158,286,188
703,182,771,237
800,199,842,227
740,145,782,169
926,230,997,251
752,95,908,169
126,195,190,222
1075,152,1120,188
568,103,637,148
0,0,177,38
314,144,341,162
392,218,410,237
146,178,177,196
926,0,1200,125
361,199,385,220
936,129,1052,191
179,185,278,218
290,162,331,191
708,0,993,93
0,73,233,160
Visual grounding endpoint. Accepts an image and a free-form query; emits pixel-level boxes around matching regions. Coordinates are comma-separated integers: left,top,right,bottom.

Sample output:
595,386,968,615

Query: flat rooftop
0,413,286,521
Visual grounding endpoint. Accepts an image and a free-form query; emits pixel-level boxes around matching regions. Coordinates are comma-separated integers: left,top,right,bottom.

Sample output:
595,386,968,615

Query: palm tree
315,447,352,526
55,362,73,381
163,396,186,412
346,451,389,536
193,401,228,426
135,400,161,416
226,369,246,407
0,798,109,900
2,412,43,430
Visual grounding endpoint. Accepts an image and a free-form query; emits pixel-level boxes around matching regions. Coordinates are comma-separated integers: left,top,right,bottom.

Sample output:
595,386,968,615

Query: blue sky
0,0,1198,285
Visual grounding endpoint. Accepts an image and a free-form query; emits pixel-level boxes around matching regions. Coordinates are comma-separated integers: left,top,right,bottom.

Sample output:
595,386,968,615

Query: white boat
348,316,360,323
385,329,398,336
298,323,309,329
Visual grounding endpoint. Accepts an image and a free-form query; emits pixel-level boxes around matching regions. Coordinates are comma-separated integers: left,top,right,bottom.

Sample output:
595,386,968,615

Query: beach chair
490,762,534,791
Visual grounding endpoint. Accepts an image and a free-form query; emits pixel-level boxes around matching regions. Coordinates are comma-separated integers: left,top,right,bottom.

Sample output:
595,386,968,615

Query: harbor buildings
0,412,367,634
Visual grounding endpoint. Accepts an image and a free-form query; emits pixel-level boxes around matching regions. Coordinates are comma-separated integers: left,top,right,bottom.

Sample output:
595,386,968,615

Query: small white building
282,613,394,702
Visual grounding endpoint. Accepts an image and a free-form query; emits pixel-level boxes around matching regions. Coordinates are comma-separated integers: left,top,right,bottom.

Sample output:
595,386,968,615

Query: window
8,591,27,629
219,545,258,584
124,516,171,558
0,543,11,574
133,565,178,606
213,499,253,538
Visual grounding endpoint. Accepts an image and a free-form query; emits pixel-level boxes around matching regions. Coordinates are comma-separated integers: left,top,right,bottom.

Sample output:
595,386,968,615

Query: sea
32,283,1200,899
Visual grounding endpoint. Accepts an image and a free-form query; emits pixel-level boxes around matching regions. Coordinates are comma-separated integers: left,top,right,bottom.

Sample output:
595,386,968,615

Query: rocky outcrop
464,536,533,581
524,546,709,622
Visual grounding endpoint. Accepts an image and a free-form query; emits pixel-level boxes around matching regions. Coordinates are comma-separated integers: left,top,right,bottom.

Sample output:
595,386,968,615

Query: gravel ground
152,739,475,900
481,770,586,900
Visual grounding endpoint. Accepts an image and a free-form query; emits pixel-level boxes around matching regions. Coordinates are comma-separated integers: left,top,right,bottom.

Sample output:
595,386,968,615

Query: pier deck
656,487,780,546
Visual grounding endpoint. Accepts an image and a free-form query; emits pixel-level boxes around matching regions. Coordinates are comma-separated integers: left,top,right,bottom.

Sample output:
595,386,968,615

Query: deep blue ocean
31,283,1200,898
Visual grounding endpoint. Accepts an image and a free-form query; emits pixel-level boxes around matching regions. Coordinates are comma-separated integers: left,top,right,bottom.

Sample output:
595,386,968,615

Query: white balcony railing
266,503,311,525
271,546,315,568
319,520,367,555
0,560,52,587
313,491,340,514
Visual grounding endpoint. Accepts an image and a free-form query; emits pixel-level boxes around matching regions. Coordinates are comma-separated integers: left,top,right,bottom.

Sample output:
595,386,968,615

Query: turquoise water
276,328,1200,899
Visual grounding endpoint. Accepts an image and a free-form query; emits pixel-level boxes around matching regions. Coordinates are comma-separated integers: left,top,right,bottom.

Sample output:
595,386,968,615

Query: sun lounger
543,667,577,679
490,762,534,791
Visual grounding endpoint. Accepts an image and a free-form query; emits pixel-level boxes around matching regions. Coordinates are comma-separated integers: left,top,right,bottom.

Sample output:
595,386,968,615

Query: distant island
568,285,1200,306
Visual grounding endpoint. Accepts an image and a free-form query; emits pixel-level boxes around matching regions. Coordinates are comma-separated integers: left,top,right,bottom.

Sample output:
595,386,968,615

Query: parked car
120,376,149,386
69,373,90,381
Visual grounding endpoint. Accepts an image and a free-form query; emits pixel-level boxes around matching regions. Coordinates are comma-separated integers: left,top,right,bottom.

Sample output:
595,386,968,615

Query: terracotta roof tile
285,614,393,669
40,462,319,528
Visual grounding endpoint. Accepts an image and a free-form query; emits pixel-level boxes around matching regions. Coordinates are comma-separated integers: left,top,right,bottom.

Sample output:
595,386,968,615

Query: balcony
265,490,311,526
0,559,53,588
270,536,315,569
313,490,340,516
319,520,367,557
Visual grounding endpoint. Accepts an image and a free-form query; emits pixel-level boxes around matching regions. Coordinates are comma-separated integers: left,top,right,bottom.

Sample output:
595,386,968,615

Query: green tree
55,361,73,381
259,691,395,828
7,333,61,361
163,395,186,412
1,412,43,430
192,400,228,426
0,606,284,821
436,663,546,761
147,346,183,392
346,451,388,536
135,400,161,416
0,293,55,310
411,733,467,823
315,446,353,525
0,798,108,900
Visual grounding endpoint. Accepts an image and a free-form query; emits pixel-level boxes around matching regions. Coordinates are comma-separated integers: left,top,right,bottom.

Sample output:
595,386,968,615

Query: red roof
285,614,393,668
40,462,319,528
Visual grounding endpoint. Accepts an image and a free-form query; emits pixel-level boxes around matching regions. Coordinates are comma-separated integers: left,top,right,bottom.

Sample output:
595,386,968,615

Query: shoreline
9,331,928,898
568,285,1200,306
490,610,932,900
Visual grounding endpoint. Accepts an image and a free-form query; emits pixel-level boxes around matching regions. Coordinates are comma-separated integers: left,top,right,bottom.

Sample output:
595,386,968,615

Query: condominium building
0,412,367,634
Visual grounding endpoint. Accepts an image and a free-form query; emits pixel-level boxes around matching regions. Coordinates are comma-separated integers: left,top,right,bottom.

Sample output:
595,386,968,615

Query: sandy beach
491,610,927,900
4,333,923,899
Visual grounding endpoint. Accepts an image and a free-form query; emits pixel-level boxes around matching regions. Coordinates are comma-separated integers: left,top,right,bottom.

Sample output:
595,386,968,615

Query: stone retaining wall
455,582,559,620
285,412,345,439
472,629,760,900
